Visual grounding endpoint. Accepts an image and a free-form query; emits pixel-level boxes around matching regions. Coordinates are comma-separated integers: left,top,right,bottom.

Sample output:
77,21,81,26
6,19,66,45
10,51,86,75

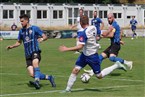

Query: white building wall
0,3,144,29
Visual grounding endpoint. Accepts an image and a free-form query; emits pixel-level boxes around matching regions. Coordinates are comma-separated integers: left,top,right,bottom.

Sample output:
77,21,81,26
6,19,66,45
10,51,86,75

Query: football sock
34,67,41,81
101,63,118,77
109,56,124,64
39,73,46,80
66,73,77,91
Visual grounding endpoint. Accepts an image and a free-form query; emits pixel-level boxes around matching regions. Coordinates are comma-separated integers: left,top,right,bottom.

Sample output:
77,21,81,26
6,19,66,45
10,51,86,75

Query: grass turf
0,38,144,97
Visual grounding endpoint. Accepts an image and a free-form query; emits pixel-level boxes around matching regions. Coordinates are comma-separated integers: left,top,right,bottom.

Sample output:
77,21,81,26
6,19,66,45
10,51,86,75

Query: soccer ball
80,73,90,83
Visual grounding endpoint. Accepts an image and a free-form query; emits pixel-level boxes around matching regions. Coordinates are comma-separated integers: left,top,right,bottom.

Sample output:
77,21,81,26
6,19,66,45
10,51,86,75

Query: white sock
66,73,77,91
101,63,118,77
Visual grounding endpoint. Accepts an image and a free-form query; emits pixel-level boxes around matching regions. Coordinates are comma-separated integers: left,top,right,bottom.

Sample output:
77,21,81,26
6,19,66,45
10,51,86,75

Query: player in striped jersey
7,14,56,89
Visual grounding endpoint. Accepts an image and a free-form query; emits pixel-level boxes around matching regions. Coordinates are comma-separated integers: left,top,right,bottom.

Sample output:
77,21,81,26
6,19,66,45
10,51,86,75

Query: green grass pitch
0,38,144,97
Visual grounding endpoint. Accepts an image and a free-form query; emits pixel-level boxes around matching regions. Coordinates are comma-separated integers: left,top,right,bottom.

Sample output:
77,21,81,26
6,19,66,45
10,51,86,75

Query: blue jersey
111,21,120,44
130,19,137,30
18,25,43,57
91,18,102,35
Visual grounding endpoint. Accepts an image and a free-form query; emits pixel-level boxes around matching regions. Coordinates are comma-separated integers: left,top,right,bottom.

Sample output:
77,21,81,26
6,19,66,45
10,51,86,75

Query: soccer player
130,16,138,39
71,8,84,54
84,13,133,76
91,11,104,49
59,15,126,92
6,14,56,89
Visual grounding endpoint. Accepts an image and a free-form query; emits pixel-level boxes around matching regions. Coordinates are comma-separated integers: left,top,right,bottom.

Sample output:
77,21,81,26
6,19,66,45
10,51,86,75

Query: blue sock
99,54,104,65
109,56,124,64
34,67,41,80
40,73,46,80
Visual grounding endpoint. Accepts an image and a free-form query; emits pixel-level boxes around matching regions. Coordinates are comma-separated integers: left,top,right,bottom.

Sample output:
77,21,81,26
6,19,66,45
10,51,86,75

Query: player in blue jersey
91,11,104,41
7,14,56,89
59,15,126,93
84,13,133,76
130,16,138,39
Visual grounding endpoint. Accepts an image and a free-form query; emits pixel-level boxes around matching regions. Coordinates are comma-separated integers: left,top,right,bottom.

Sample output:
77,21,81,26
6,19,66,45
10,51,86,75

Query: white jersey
78,26,99,56
76,17,83,31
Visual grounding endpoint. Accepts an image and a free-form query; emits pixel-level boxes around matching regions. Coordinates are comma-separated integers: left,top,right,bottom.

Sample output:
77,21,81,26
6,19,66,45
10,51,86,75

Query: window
37,11,41,19
99,11,103,18
9,10,14,18
74,8,79,17
53,10,57,19
89,11,93,18
68,8,72,17
127,16,131,19
118,13,122,18
37,10,47,19
3,10,8,19
84,10,93,18
84,11,88,16
3,10,14,19
113,13,117,18
59,10,63,18
68,19,72,25
53,10,63,19
113,13,122,19
20,10,31,18
99,10,108,18
43,11,47,18
104,11,107,18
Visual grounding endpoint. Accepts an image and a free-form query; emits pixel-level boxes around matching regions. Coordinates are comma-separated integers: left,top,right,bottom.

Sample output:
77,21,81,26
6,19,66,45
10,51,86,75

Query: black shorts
103,43,121,58
25,51,41,67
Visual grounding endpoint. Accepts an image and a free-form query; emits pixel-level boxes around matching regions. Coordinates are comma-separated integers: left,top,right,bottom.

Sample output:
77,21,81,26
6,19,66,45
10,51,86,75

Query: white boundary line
0,85,142,97
0,73,144,82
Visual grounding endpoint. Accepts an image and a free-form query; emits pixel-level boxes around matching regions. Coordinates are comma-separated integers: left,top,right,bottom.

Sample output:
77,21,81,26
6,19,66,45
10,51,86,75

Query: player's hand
6,46,12,50
59,45,68,52
120,40,125,45
37,38,43,43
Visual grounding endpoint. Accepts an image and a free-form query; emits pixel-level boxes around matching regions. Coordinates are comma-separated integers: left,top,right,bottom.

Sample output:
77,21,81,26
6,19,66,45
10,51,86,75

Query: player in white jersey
59,15,126,93
71,8,84,54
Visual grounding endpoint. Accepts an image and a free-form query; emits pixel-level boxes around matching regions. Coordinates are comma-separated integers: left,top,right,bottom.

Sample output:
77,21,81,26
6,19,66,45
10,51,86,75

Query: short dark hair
80,8,84,12
80,15,89,25
19,14,29,21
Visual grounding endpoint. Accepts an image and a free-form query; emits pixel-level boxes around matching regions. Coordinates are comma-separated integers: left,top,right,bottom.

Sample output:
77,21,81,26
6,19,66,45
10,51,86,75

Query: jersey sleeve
78,30,87,45
17,30,22,41
98,18,102,23
135,20,138,24
91,19,93,25
35,26,43,36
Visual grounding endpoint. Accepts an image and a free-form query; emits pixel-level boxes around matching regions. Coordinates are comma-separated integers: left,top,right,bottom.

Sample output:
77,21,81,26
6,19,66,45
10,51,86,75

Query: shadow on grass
109,73,121,76
72,87,120,93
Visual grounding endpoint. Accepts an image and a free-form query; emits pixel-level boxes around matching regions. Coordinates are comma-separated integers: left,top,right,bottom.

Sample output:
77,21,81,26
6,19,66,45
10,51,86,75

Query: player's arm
7,40,22,50
71,19,78,29
120,29,125,45
100,21,104,30
38,33,48,43
101,25,115,38
59,44,84,52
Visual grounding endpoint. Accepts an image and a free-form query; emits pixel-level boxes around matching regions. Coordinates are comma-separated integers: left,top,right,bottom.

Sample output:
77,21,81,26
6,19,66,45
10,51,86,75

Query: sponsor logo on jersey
29,30,32,34
79,36,84,42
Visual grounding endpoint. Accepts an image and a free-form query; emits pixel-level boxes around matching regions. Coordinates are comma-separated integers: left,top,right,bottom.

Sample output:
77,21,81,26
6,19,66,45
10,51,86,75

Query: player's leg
109,44,133,70
64,66,81,92
63,53,86,92
33,52,56,88
84,48,109,76
96,61,127,79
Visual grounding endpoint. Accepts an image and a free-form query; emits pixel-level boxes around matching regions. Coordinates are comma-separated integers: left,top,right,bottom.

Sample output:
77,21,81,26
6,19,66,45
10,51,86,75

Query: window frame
3,10,14,19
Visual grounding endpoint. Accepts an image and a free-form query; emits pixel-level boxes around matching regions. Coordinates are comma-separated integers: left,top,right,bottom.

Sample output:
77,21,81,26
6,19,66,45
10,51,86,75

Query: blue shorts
75,53,101,74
